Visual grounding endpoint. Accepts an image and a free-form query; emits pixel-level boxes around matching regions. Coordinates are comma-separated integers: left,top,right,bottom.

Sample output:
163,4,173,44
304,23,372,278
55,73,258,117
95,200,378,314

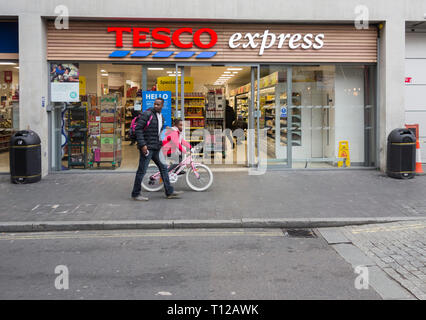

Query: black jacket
225,106,236,129
135,108,164,150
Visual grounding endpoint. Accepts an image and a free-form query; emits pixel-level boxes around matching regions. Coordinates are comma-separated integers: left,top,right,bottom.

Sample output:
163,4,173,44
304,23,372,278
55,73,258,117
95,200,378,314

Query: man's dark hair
155,97,165,104
173,118,182,126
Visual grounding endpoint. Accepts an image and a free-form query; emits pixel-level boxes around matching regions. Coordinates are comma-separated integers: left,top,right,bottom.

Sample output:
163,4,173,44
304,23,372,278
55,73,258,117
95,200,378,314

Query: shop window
0,62,19,172
291,65,376,168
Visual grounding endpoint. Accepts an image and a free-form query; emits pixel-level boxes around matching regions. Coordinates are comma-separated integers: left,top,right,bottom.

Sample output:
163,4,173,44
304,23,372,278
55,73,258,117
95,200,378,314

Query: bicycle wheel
141,171,164,192
185,164,213,191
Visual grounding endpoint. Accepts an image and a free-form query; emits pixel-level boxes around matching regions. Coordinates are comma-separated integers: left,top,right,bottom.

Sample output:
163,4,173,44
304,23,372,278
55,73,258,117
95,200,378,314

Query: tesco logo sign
107,26,325,59
107,27,218,49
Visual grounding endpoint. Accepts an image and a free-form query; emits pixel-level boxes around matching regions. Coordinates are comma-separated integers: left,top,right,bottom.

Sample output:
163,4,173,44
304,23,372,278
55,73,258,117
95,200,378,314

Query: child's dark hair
173,118,182,126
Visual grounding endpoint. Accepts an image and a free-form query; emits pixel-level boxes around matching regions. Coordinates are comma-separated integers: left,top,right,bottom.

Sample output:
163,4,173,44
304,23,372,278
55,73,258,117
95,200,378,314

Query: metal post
249,67,255,166
174,65,178,118
287,66,293,167
257,65,260,165
181,66,185,140
141,65,147,91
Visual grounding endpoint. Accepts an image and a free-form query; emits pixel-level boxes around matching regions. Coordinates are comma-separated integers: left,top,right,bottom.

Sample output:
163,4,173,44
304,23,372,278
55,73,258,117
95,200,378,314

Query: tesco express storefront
47,20,378,171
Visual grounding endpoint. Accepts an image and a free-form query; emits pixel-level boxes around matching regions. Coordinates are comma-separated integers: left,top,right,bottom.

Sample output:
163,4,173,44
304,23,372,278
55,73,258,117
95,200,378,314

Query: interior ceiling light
233,72,238,74
227,68,243,71
100,69,106,72
148,67,164,70
0,62,16,65
101,73,109,76
224,71,231,74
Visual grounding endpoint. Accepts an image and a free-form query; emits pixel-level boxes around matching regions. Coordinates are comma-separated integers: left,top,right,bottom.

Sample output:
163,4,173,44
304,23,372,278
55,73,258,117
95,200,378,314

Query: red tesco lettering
108,27,217,49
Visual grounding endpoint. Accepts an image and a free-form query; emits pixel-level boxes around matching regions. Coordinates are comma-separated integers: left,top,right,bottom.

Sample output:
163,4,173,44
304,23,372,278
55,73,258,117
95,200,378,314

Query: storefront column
378,19,406,172
18,14,49,176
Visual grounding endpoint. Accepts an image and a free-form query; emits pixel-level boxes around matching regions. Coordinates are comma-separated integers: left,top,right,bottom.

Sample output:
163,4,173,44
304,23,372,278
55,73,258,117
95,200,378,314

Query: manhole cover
282,229,317,238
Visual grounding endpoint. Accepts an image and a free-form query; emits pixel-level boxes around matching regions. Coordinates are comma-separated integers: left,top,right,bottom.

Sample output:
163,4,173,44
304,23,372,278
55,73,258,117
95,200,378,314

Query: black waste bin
386,128,416,179
9,130,41,184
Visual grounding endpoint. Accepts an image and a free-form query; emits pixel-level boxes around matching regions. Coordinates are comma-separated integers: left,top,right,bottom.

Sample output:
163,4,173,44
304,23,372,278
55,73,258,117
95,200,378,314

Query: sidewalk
1,170,426,226
319,221,426,300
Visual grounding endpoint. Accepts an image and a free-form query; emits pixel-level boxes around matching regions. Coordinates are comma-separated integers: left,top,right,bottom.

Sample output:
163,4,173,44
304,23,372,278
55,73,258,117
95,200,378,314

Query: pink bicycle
141,151,213,192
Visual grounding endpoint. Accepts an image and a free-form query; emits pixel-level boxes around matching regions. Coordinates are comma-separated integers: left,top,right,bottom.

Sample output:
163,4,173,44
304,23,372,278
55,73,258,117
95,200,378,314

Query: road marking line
0,231,284,241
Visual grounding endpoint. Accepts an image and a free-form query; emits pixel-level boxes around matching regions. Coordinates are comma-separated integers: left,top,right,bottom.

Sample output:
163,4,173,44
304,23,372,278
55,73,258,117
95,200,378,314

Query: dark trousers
131,148,174,197
224,128,234,148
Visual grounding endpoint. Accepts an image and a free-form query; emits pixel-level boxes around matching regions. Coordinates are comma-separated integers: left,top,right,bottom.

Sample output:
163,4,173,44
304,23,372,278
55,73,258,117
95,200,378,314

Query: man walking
225,101,236,148
131,98,182,200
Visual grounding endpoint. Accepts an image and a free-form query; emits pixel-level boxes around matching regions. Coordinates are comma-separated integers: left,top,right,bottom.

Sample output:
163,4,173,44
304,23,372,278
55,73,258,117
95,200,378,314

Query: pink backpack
129,113,153,139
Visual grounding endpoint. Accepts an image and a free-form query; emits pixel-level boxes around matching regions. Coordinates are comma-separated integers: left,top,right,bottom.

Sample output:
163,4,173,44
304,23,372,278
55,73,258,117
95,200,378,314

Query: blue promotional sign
142,91,172,128
280,106,287,118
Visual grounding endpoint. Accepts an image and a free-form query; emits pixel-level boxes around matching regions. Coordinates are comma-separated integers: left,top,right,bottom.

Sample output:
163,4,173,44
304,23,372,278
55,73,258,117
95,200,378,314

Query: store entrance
176,64,258,167
52,63,261,172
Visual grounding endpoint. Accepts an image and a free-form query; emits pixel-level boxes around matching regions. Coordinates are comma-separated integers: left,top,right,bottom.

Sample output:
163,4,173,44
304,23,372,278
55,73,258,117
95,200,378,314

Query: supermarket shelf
185,116,204,119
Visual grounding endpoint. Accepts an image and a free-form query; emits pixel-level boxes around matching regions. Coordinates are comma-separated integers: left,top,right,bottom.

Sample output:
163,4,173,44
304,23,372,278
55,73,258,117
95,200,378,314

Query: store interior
0,62,19,172
61,64,256,171
56,62,373,171
0,61,372,172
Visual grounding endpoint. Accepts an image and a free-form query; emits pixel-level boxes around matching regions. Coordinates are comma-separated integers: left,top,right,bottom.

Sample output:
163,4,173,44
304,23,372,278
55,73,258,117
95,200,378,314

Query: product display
123,86,142,140
98,93,122,168
172,93,206,156
205,88,225,154
0,94,18,154
87,94,101,165
66,103,88,168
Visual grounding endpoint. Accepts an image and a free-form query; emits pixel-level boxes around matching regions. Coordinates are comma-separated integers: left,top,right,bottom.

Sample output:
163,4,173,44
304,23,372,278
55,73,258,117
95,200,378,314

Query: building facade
0,0,425,175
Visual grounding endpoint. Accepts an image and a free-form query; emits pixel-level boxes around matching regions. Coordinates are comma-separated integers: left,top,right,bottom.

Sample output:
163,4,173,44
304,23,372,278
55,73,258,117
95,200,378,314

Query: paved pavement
319,221,426,300
0,228,380,300
0,170,426,223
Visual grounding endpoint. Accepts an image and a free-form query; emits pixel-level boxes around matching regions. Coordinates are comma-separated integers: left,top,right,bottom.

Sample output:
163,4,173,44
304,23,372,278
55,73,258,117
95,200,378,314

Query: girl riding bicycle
162,119,191,174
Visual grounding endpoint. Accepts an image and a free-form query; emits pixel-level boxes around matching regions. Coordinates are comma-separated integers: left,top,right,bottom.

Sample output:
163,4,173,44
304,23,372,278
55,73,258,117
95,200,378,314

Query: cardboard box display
101,144,114,152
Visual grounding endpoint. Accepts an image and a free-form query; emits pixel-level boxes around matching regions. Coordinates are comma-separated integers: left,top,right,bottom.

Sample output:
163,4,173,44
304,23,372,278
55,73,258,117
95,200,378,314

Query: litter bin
386,128,416,179
9,130,41,184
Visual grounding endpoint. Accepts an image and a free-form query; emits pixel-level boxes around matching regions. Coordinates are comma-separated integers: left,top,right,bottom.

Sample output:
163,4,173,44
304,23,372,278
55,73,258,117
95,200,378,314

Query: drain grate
282,229,317,238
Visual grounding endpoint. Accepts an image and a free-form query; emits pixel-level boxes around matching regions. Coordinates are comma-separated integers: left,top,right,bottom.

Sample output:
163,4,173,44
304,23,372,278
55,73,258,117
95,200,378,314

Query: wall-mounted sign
156,76,193,93
47,22,378,63
229,31,324,55
79,75,86,95
142,91,172,128
50,63,79,102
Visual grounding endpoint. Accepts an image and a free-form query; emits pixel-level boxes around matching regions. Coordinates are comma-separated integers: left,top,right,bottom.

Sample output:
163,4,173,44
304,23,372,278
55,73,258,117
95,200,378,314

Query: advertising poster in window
142,91,172,128
50,63,80,102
